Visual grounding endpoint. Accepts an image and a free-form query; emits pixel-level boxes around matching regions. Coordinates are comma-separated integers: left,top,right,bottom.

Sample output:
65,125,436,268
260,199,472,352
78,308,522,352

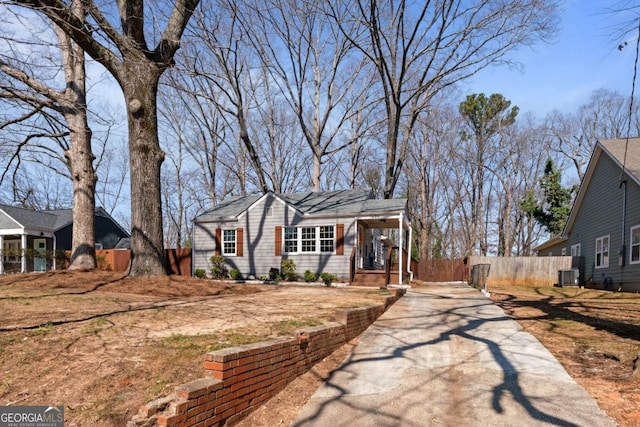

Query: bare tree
177,5,271,194
406,102,458,260
9,0,201,276
242,0,369,191
546,88,640,181
0,3,98,269
327,0,559,199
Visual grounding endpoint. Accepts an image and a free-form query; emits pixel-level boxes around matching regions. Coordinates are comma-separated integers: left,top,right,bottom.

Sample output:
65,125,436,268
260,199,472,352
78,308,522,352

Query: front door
34,238,47,272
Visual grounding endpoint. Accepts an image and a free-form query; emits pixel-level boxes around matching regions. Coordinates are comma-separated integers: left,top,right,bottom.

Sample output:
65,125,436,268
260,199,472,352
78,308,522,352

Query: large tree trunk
54,5,97,270
122,64,166,276
66,115,97,269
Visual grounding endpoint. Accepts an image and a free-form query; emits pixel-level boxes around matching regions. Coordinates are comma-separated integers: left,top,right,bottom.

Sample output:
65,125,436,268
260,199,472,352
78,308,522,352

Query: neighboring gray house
192,189,413,286
535,137,640,292
0,205,130,274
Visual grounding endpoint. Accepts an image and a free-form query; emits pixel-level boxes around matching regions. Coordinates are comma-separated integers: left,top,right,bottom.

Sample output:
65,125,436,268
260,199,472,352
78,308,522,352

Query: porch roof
0,204,59,232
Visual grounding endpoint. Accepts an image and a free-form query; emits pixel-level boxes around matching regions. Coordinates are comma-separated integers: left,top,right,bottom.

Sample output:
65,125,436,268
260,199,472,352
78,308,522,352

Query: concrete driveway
293,282,616,427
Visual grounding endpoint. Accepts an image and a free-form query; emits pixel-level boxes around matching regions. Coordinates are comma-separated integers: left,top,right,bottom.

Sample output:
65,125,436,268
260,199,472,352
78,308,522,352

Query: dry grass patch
489,284,640,427
0,270,389,426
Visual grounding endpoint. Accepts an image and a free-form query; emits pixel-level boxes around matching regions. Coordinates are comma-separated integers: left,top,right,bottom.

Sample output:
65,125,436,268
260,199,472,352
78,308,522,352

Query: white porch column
0,235,4,275
398,213,404,284
52,234,57,271
21,233,27,273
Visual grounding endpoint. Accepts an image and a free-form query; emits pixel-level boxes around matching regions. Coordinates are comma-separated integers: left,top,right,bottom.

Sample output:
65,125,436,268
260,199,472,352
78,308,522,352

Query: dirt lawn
2,274,639,427
0,270,393,426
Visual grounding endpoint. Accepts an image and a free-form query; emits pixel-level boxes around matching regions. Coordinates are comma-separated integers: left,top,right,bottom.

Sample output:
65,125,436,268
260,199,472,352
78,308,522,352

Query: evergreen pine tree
522,158,576,236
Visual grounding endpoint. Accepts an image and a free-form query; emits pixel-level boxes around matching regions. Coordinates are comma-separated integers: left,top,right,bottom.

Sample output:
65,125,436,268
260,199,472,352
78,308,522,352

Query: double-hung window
301,227,317,252
283,225,335,254
630,226,640,264
223,229,236,255
595,235,609,268
320,226,334,252
284,227,298,253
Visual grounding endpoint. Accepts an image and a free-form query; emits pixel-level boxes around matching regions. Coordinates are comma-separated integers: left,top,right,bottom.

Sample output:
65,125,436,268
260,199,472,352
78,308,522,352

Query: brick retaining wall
129,288,406,427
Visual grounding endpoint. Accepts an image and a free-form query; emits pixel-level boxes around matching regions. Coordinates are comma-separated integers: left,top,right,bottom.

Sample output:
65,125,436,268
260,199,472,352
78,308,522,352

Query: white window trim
283,225,335,255
630,225,640,265
595,235,610,269
570,243,581,257
222,229,236,256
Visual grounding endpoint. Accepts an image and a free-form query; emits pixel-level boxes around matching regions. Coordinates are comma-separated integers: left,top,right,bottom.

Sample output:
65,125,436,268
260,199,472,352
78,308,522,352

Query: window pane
301,227,316,252
320,226,334,252
223,230,236,255
284,227,298,253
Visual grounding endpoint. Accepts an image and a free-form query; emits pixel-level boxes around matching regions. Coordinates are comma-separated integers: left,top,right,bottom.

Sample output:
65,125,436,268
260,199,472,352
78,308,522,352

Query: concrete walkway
294,282,616,427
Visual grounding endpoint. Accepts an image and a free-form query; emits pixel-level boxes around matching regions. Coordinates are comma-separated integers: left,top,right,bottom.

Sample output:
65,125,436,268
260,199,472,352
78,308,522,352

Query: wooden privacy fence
466,256,579,287
96,248,192,276
415,258,468,282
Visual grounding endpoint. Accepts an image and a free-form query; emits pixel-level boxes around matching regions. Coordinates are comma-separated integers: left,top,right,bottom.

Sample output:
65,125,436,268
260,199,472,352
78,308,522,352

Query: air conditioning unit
558,269,579,286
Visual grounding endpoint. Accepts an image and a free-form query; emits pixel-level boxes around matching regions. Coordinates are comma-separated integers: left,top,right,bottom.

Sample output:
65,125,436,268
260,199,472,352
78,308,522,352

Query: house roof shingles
195,189,408,221
599,137,640,183
0,204,60,230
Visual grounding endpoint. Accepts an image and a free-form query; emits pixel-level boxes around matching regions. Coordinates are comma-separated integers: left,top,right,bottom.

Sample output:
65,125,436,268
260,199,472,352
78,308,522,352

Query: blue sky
462,1,640,117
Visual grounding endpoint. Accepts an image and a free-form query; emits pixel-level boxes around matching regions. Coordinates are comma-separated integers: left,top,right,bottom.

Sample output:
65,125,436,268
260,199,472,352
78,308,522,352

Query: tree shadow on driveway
294,287,611,427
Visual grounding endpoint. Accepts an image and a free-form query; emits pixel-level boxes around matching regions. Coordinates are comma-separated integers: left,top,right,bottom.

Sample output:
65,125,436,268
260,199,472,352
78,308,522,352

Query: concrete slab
293,282,616,427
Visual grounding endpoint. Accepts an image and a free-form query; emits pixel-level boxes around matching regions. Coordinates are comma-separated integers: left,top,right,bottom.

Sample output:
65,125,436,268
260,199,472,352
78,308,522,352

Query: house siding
0,211,20,229
193,194,357,279
562,153,640,291
52,215,128,251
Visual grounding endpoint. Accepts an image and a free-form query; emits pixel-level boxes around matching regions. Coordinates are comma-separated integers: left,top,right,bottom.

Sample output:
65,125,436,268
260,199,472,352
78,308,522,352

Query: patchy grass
0,270,390,426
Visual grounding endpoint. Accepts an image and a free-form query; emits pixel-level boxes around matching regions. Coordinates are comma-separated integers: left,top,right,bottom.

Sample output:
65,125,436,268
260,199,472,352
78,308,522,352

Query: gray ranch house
192,189,413,286
0,205,130,274
535,137,640,292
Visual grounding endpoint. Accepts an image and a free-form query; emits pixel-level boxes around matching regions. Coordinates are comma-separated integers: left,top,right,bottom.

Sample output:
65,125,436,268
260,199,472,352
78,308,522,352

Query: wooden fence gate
415,258,468,282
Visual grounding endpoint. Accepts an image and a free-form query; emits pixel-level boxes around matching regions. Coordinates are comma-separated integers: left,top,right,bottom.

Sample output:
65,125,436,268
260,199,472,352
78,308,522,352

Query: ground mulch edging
128,288,406,427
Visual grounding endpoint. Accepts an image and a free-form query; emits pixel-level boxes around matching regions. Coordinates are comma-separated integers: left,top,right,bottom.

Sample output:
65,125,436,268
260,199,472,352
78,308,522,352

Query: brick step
351,270,401,287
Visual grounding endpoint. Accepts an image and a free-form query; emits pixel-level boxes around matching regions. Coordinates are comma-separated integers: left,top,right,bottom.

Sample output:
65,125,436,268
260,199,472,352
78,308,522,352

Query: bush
209,255,227,279
268,267,281,281
281,259,297,281
304,270,317,282
96,254,108,270
320,272,337,287
194,268,207,279
229,269,242,280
